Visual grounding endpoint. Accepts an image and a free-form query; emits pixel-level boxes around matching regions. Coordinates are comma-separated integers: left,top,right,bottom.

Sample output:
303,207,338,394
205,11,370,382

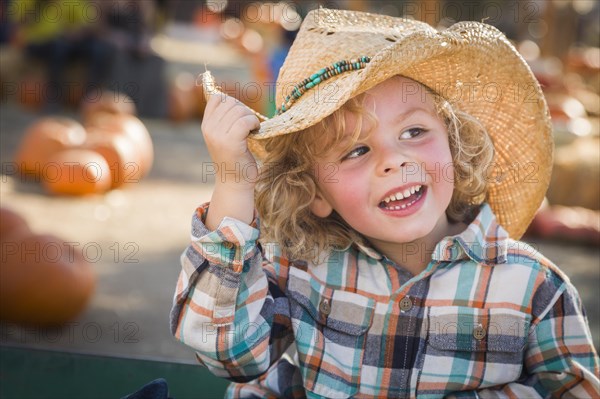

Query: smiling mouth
378,185,425,210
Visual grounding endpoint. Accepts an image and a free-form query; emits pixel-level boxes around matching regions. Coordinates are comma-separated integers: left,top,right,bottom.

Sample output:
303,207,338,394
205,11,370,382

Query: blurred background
0,1,598,398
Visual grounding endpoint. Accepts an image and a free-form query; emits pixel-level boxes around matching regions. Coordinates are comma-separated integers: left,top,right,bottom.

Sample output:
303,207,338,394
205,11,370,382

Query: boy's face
310,76,455,249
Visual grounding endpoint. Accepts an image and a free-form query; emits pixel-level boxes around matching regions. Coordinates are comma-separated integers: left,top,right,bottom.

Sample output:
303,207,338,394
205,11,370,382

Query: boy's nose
377,148,409,176
382,162,407,174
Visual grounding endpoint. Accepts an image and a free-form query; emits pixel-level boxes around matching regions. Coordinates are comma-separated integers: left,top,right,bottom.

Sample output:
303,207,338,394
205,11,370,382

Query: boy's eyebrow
392,107,434,123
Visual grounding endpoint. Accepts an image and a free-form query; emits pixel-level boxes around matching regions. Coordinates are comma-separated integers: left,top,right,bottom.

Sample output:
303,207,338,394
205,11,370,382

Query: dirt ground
1,101,598,365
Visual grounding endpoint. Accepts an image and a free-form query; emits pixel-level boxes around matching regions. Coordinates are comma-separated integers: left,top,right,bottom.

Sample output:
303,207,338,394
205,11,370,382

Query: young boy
171,8,599,398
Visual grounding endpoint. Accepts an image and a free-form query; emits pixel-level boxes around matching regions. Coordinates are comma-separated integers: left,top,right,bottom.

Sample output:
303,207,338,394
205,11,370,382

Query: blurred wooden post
541,1,578,62
515,0,529,42
346,0,368,12
419,0,441,26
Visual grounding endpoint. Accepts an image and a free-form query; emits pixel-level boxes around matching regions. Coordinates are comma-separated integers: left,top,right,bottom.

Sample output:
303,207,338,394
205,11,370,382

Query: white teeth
381,184,424,207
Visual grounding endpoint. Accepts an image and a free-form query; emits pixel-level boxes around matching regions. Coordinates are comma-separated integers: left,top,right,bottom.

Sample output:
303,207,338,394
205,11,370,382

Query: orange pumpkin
0,231,96,325
0,207,31,239
14,118,87,181
84,128,142,188
80,90,136,124
42,149,112,196
85,113,154,177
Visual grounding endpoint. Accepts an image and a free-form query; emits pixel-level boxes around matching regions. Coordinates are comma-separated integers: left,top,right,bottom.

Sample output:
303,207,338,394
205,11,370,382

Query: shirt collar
354,240,384,260
431,203,509,265
353,203,509,265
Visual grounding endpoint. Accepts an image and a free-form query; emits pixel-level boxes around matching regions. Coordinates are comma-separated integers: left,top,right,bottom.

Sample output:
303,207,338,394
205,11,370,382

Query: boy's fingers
204,91,222,116
203,92,260,140
237,114,261,134
202,96,219,131
214,101,256,132
207,95,240,129
226,112,260,139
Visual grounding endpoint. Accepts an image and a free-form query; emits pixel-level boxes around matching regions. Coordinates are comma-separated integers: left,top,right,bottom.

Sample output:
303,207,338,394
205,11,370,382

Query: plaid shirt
171,203,599,398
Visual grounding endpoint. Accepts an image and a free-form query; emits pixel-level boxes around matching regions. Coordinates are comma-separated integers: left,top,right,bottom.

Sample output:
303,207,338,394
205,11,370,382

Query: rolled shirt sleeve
170,203,292,381
171,204,260,329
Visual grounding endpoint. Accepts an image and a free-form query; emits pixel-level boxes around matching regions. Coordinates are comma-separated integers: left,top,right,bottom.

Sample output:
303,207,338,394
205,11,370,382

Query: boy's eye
342,146,370,160
399,128,426,140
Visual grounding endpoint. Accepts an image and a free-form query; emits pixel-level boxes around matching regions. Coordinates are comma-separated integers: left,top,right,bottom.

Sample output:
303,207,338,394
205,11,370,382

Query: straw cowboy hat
202,8,553,240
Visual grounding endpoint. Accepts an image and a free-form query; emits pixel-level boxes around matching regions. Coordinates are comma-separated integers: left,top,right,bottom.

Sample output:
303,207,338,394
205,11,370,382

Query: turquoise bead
276,56,371,114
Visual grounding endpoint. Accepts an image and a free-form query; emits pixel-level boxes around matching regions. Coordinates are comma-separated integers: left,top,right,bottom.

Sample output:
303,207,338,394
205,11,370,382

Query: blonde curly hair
255,80,494,262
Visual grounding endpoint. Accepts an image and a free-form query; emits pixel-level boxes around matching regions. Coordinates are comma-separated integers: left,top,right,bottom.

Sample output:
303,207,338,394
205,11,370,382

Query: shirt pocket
287,266,375,399
419,306,531,392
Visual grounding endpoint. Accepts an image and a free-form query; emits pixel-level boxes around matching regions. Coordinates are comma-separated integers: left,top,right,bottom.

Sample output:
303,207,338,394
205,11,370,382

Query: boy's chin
366,228,435,246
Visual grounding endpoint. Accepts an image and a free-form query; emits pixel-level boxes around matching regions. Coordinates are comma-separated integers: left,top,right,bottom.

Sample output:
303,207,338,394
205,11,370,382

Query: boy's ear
310,191,333,218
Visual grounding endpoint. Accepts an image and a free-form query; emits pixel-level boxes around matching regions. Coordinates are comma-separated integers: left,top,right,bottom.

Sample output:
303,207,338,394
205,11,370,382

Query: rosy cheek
314,161,339,185
325,170,362,204
427,145,454,197
420,143,454,183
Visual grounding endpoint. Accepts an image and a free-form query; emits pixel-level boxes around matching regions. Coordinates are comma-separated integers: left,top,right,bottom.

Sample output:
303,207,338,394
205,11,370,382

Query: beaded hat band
277,57,371,115
202,8,552,240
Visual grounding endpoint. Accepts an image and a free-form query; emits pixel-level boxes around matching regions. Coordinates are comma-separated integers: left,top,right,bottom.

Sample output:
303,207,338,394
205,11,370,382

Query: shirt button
222,241,234,249
399,296,413,312
319,299,331,316
473,325,486,340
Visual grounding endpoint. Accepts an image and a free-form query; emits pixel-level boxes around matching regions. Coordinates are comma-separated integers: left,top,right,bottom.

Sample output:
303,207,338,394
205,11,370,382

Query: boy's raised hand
202,93,260,185
201,92,260,230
